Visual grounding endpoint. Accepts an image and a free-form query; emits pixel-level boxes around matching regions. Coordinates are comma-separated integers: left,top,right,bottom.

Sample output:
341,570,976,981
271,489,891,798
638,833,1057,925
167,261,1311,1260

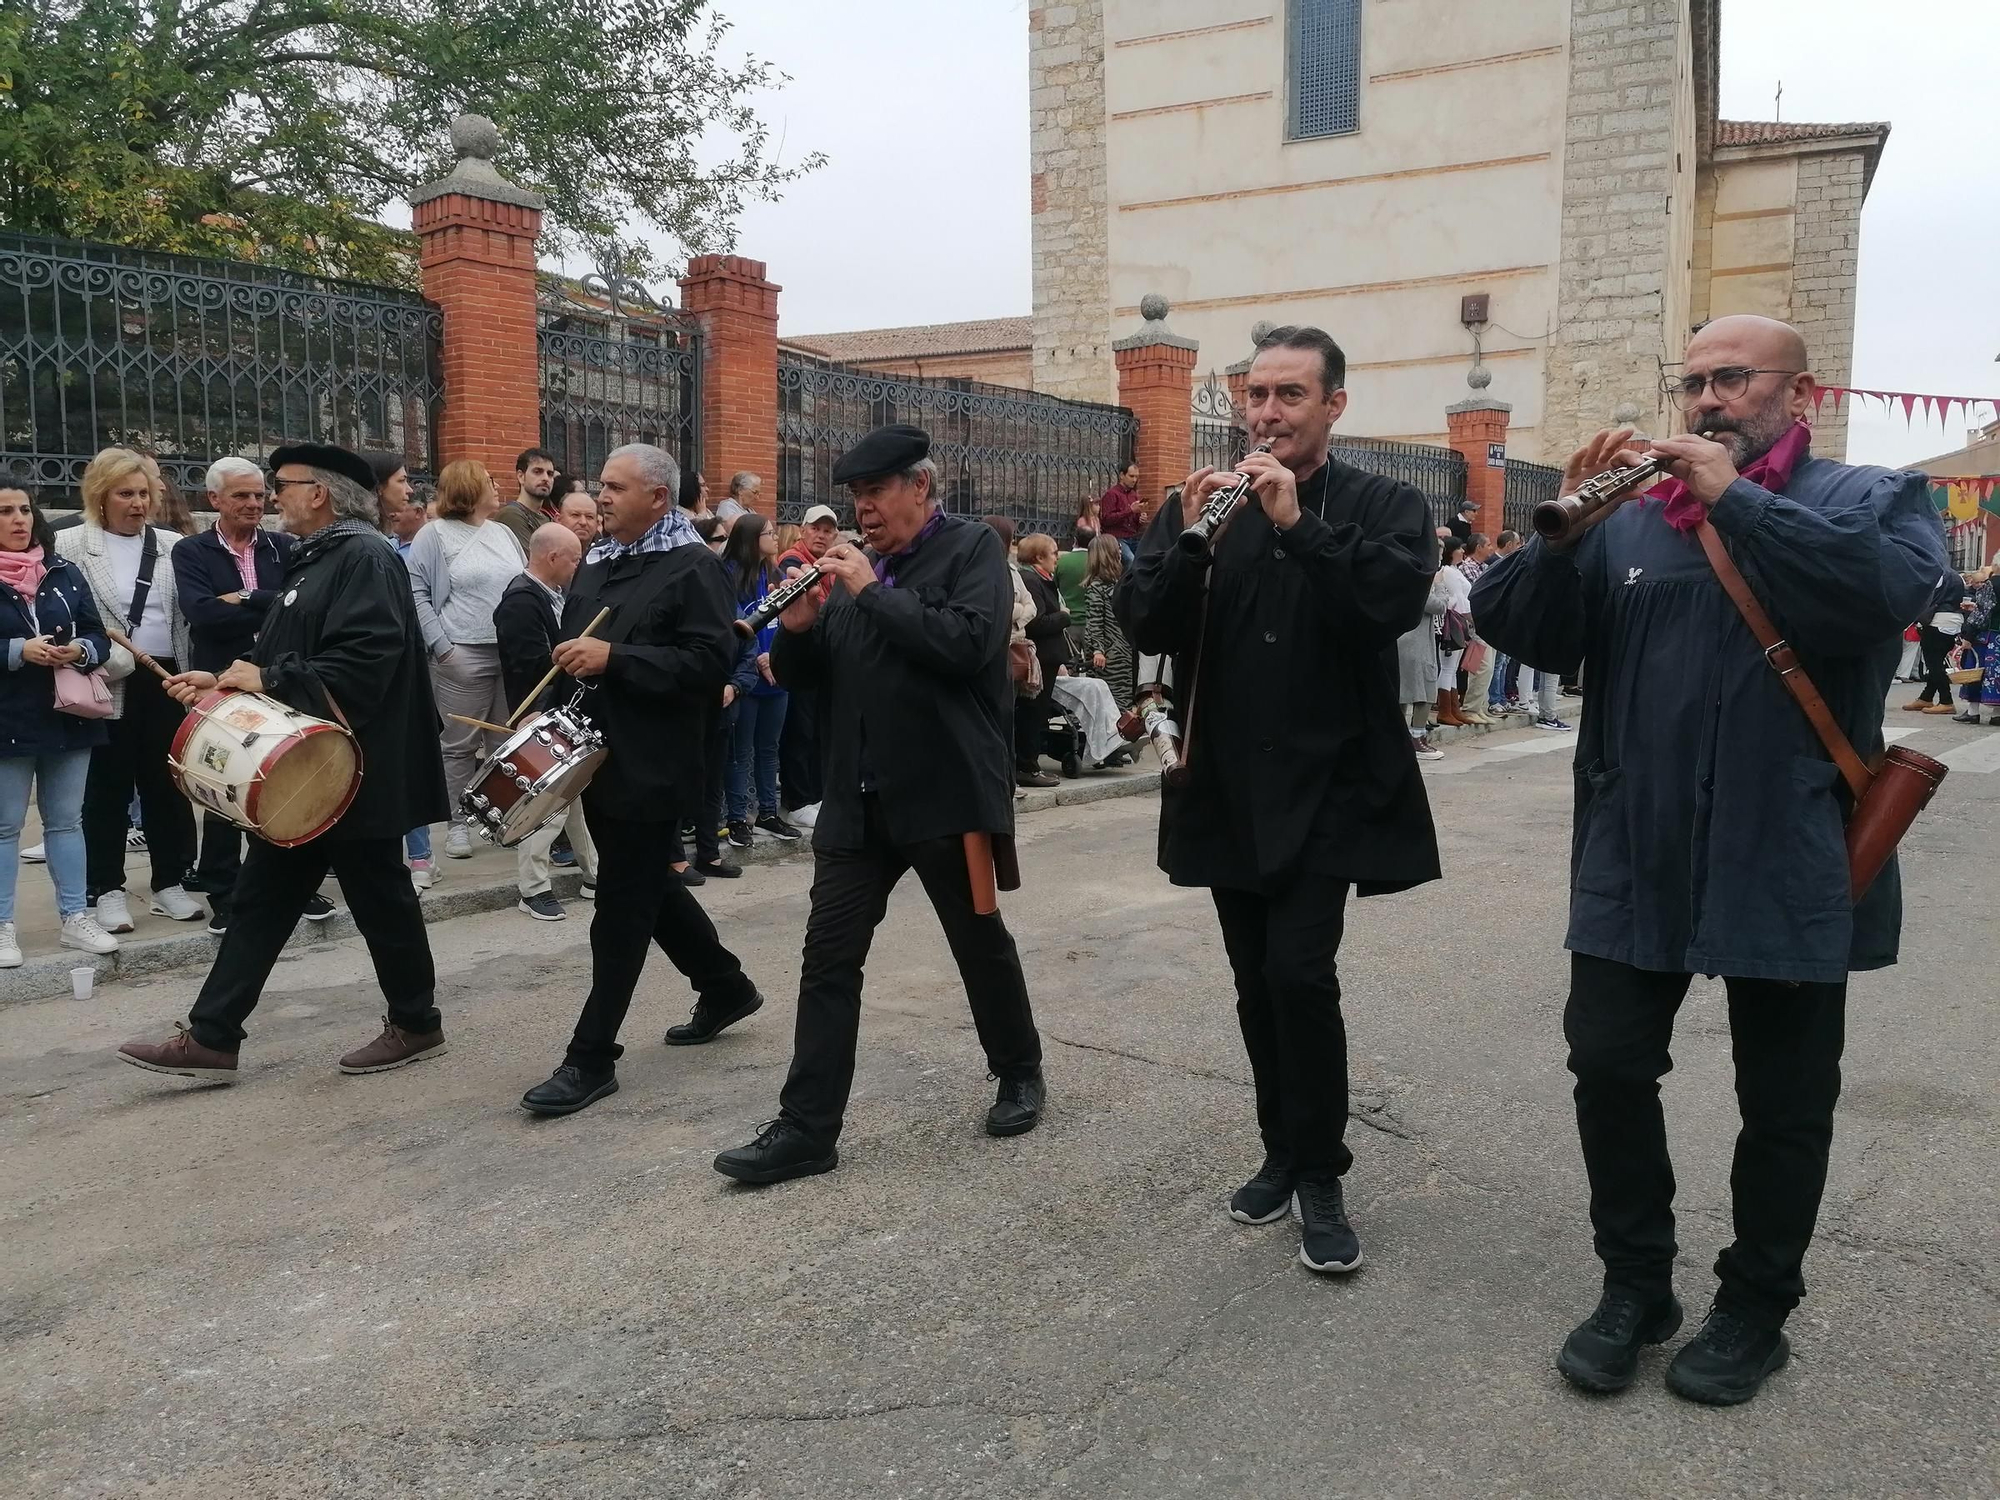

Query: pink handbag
52,665,114,719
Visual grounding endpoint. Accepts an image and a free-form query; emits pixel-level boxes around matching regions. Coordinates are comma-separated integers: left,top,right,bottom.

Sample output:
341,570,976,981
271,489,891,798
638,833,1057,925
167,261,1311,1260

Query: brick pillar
679,255,780,514
1113,295,1198,520
410,115,545,488
1445,397,1513,541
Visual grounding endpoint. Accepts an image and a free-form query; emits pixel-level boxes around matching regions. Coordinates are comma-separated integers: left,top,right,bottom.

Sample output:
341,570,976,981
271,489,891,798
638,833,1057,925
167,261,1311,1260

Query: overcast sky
697,0,1996,469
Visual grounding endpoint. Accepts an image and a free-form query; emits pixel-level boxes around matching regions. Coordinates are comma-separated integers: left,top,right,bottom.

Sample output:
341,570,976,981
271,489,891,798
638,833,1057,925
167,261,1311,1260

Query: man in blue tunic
1473,316,1947,1406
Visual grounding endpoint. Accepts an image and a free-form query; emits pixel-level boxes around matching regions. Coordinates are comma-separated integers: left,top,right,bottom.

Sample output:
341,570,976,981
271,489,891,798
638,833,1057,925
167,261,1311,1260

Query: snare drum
169,691,361,846
460,705,606,848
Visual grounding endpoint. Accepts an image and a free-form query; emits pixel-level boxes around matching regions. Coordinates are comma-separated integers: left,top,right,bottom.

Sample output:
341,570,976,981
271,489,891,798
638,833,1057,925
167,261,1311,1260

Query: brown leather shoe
1922,703,1956,714
118,1023,239,1082
339,1017,447,1075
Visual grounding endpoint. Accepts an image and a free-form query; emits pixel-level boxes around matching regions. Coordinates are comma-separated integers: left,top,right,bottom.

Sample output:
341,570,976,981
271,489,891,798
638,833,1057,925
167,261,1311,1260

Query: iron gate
537,308,701,485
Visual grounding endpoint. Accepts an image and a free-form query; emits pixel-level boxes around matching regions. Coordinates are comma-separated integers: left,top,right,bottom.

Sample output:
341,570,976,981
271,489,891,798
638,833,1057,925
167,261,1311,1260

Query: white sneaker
61,912,119,955
93,890,135,933
125,827,147,851
409,858,438,889
21,843,45,864
149,885,206,922
0,920,19,968
790,802,820,830
444,823,474,859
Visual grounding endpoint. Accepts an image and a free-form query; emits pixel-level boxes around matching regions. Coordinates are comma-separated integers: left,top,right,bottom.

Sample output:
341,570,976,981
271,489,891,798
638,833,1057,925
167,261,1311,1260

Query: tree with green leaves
0,0,822,285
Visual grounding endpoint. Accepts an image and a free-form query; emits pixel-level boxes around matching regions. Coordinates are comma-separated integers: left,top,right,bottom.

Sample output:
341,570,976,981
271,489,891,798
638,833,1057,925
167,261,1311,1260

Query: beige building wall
1030,1,1114,402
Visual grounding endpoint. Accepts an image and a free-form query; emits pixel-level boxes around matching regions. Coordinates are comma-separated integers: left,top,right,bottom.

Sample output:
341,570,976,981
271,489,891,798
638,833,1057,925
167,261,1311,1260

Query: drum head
256,732,360,844
494,745,607,846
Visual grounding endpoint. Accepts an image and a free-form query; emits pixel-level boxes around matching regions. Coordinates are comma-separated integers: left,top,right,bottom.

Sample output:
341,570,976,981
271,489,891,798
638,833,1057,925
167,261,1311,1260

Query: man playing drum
119,442,451,1082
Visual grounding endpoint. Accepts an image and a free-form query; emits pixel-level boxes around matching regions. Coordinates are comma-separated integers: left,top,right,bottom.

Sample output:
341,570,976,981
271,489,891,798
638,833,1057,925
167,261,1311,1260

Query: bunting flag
1926,477,2000,519
1813,386,2000,430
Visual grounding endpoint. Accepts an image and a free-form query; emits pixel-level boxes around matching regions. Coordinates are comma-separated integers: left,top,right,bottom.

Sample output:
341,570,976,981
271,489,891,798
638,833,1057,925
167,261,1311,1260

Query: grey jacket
53,522,192,718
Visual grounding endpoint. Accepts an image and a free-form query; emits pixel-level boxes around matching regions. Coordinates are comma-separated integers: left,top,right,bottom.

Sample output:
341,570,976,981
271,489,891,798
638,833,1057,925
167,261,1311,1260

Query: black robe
770,513,1015,851
252,525,448,840
1114,456,1442,894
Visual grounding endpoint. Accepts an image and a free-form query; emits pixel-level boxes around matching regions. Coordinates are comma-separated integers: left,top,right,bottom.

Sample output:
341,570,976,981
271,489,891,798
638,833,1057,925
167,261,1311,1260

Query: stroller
1039,696,1089,779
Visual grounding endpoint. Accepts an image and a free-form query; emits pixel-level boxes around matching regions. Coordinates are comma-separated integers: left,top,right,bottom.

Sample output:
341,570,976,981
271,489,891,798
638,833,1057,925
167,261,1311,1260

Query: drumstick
447,713,514,735
508,606,611,727
102,626,174,681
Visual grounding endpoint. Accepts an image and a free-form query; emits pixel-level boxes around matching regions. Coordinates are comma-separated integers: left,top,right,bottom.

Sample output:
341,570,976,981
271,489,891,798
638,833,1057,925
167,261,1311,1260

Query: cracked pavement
2,717,1995,1498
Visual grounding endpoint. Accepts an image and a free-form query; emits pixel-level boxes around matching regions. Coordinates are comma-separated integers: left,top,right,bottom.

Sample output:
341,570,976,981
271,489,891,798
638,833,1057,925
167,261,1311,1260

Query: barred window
1288,0,1362,139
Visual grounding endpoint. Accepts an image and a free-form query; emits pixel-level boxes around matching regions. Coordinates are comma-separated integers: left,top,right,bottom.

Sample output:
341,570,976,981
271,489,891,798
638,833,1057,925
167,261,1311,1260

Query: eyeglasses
1660,367,1801,409
269,477,321,492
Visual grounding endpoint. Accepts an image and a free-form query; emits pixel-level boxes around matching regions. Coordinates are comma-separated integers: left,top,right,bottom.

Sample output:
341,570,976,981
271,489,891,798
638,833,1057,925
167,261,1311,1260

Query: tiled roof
1716,119,1889,147
784,315,1032,362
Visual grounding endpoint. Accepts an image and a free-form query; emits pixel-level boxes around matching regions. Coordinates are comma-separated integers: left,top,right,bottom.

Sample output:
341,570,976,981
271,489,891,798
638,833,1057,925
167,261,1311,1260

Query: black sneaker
665,988,765,1046
673,865,707,887
755,812,800,841
1228,1156,1297,1225
302,892,338,922
1557,1291,1684,1393
694,857,741,879
714,1118,839,1185
727,820,753,849
1293,1177,1362,1274
205,909,230,936
518,892,565,921
521,1063,618,1116
1665,1304,1790,1405
985,1069,1045,1136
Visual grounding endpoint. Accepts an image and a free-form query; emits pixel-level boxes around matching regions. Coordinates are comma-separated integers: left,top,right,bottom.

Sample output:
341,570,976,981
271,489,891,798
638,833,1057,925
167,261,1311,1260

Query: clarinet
1531,457,1664,546
734,563,826,638
1176,442,1274,559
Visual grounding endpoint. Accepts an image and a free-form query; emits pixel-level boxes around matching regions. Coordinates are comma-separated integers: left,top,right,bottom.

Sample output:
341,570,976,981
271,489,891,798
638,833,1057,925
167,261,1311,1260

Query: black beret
268,441,379,497
830,423,931,486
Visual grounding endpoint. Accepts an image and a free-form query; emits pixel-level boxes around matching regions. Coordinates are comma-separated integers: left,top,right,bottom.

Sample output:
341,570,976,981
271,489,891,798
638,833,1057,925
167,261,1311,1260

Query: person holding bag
0,487,123,967
55,448,201,935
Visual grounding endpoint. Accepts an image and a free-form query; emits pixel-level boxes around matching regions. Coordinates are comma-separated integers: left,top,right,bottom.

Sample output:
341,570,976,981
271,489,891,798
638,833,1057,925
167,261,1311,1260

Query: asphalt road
3,710,1995,1499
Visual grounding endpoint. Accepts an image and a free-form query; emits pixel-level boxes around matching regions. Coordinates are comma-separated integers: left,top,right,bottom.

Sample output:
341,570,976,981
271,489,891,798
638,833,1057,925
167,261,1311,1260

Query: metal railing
0,233,442,506
1328,435,1467,531
776,353,1137,533
1503,457,1564,540
537,306,701,486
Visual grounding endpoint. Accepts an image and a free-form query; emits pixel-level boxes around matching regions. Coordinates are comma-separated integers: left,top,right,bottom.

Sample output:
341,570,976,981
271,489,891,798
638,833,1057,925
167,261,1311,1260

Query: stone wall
1543,0,1691,456
1789,150,1865,461
1029,2,1114,403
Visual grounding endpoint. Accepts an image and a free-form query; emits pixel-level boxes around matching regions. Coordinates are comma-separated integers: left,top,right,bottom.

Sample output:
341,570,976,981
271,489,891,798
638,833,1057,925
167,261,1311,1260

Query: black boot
665,988,765,1046
714,1118,839,1185
1665,1303,1790,1405
1228,1155,1297,1225
1557,1291,1684,1393
985,1069,1045,1137
1293,1176,1361,1274
520,1063,619,1116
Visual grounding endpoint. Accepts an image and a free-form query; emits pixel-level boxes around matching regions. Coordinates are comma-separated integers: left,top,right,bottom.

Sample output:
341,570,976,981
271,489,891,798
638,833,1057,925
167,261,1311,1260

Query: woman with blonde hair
404,459,525,858
1082,533,1135,712
54,447,203,932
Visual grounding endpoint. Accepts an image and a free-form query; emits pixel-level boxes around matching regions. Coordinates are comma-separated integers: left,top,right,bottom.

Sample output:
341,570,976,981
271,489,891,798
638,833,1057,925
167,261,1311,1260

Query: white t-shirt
101,527,173,657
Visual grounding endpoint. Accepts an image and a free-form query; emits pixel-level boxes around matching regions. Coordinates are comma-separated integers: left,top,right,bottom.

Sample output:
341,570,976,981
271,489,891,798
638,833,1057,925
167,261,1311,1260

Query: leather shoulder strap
1695,520,1873,802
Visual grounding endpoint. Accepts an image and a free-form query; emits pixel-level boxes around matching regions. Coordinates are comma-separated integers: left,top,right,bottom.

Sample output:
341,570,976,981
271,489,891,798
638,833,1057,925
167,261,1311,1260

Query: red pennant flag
1812,386,1831,415
1900,393,1917,424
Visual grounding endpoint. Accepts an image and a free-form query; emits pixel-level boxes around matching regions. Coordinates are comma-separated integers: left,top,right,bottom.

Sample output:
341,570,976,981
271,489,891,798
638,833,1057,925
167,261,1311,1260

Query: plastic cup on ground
71,967,94,1000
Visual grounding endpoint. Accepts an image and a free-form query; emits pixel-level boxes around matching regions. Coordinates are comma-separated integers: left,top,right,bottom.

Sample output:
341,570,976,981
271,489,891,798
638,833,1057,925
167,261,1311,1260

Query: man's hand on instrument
1560,428,1648,495
1237,448,1301,530
1647,433,1741,508
163,669,219,707
552,637,612,678
216,660,264,694
818,543,877,599
1179,468,1223,529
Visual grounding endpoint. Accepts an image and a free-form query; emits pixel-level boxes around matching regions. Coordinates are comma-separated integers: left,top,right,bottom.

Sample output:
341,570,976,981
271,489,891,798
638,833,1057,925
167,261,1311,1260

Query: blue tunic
1470,457,1947,983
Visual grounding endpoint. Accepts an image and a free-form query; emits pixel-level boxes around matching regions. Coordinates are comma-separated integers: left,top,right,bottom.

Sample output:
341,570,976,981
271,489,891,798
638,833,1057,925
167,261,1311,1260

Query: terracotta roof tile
1716,118,1889,147
784,315,1031,362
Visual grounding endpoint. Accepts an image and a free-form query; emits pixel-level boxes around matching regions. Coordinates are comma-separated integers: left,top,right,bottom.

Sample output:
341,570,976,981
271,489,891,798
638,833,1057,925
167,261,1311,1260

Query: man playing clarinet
713,423,1045,1185
1472,315,1948,1405
1115,325,1440,1276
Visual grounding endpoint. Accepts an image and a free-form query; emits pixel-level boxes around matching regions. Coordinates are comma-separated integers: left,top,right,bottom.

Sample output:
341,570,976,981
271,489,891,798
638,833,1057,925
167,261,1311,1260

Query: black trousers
779,797,1042,1146
192,813,245,915
188,835,437,1050
1013,684,1051,772
1564,953,1846,1329
564,802,754,1068
1915,625,1957,703
1211,878,1353,1180
696,703,730,863
779,685,822,811
83,663,196,899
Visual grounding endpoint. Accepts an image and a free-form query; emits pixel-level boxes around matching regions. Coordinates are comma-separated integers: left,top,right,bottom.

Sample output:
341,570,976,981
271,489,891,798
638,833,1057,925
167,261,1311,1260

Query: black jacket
0,556,113,759
558,543,736,823
253,526,449,840
771,513,1015,850
173,525,297,673
493,571,561,714
1115,456,1442,894
1021,566,1070,678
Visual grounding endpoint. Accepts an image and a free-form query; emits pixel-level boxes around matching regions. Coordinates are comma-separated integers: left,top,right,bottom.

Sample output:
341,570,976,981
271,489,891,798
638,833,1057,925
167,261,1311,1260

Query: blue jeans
727,691,788,823
405,823,432,862
0,749,93,921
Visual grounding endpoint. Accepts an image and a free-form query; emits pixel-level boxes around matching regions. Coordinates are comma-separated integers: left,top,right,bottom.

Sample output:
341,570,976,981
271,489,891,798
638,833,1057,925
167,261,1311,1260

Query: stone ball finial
1612,398,1643,425
1139,293,1169,322
1250,319,1276,344
1467,364,1493,391
451,114,502,162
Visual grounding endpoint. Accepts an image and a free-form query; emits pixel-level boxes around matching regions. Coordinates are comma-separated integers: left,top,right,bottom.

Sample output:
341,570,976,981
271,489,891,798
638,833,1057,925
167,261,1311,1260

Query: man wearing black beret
119,441,451,1084
714,423,1046,1184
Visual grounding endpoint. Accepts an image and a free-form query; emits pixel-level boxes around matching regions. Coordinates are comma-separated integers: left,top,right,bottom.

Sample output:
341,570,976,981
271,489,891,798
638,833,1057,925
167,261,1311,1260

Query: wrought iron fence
1503,457,1564,541
0,233,443,507
776,353,1137,533
1328,436,1466,529
537,306,701,485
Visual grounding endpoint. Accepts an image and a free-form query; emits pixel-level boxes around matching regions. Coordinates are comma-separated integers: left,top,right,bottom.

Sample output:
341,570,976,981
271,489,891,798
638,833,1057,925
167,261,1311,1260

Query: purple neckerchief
1643,420,1811,534
871,508,946,588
